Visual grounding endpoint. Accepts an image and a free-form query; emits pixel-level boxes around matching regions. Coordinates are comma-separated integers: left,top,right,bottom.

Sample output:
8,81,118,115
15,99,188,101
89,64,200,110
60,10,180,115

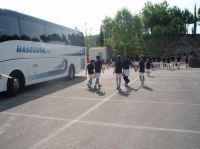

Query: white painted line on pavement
30,78,139,149
3,111,200,135
145,81,196,84
108,99,200,106
80,120,200,135
23,94,102,101
2,111,71,122
153,88,199,92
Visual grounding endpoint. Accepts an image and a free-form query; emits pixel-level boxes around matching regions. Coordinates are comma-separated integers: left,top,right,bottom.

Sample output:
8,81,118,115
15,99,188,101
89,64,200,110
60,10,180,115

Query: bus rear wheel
68,65,75,80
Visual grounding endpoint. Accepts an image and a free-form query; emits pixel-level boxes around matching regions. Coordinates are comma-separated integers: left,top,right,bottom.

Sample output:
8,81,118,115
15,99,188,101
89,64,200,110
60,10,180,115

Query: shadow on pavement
117,90,129,97
126,86,139,91
148,75,156,78
142,85,154,91
96,90,106,96
0,76,86,112
86,88,106,96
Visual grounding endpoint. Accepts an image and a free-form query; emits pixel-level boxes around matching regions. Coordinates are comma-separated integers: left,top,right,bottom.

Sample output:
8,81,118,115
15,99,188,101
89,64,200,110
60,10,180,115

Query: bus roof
0,8,82,34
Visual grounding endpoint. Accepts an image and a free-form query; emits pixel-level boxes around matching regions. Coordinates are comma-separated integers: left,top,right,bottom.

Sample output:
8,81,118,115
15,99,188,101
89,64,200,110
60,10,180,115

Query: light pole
84,23,89,63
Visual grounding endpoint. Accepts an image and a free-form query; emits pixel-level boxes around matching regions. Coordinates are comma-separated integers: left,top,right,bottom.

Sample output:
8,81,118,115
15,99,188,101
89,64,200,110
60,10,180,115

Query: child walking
94,56,104,90
114,55,123,90
146,59,151,77
139,56,145,86
86,60,95,88
123,56,132,87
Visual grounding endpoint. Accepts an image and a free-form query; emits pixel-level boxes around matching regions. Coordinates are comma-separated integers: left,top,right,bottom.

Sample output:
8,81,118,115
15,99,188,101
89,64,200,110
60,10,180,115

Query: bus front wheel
68,65,75,80
7,71,24,96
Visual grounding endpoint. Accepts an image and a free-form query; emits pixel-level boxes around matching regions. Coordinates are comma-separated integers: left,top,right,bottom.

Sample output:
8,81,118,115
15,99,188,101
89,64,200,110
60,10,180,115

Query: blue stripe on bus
28,69,67,81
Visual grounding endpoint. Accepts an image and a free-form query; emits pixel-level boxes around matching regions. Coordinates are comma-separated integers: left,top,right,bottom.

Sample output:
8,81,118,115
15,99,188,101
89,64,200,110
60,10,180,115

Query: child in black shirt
139,56,145,85
86,60,95,88
146,59,151,77
123,56,132,87
94,56,103,89
114,55,123,90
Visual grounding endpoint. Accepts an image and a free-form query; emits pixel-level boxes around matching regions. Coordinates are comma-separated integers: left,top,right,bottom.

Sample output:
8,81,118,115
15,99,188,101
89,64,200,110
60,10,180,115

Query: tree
99,28,104,46
112,8,144,56
166,17,186,36
182,9,194,24
101,16,114,48
142,1,170,31
198,7,200,18
101,2,194,57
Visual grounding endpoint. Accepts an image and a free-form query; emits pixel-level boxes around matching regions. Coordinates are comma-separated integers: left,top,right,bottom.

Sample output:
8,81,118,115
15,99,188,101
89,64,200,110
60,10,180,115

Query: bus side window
0,15,20,42
44,25,63,44
19,19,44,42
67,31,85,47
61,28,71,45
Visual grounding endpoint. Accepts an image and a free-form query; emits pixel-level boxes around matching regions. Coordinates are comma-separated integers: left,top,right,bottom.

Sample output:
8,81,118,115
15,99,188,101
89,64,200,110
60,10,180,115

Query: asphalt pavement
0,66,200,149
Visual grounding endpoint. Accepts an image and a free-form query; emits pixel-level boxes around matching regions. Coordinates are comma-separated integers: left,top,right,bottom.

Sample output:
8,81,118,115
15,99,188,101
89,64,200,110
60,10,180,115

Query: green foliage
166,17,186,36
151,26,165,37
99,28,104,46
101,8,144,56
100,1,194,56
198,8,200,17
142,1,170,30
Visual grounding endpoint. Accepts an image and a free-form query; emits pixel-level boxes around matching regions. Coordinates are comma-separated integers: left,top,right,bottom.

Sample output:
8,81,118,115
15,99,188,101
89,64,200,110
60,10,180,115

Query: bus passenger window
19,19,44,42
44,26,63,44
0,15,20,42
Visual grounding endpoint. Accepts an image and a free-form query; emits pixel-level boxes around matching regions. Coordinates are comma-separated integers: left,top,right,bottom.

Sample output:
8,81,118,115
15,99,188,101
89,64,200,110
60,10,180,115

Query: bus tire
7,71,25,96
68,65,75,80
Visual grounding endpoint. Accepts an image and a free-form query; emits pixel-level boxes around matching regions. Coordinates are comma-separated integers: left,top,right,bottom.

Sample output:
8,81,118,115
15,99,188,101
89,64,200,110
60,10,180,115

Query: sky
0,0,200,35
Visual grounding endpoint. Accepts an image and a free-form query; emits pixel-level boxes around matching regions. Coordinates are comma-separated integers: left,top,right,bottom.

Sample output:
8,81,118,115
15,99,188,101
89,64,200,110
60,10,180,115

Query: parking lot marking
79,120,200,135
153,88,200,93
2,111,71,122
108,99,200,106
2,111,200,135
30,78,138,149
23,94,102,101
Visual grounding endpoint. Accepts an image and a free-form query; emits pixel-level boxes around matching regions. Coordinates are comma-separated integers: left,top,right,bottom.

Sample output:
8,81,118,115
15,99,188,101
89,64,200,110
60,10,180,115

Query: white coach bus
0,9,86,96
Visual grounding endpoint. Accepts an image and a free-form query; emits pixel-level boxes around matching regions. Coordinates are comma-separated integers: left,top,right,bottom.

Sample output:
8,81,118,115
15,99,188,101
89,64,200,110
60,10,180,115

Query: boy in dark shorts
114,55,123,90
167,56,171,70
171,56,175,69
146,59,151,77
86,60,95,88
94,56,104,90
185,56,189,69
139,56,145,85
162,57,166,69
176,56,181,69
123,56,132,87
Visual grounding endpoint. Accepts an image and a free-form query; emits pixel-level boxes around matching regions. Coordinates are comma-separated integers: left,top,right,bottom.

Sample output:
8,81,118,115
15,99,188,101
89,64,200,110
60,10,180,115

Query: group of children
86,56,103,90
147,56,191,70
86,55,148,91
86,55,191,91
